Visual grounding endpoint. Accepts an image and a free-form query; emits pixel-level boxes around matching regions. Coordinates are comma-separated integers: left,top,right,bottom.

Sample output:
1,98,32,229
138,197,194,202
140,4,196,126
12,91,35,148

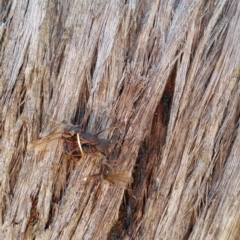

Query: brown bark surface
1,1,240,239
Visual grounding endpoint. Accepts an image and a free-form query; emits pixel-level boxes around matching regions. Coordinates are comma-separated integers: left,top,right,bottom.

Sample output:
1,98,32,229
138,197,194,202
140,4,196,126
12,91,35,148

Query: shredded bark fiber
0,1,240,239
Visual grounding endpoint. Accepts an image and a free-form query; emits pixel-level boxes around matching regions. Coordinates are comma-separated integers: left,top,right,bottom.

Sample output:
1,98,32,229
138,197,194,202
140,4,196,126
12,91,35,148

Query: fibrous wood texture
0,0,240,239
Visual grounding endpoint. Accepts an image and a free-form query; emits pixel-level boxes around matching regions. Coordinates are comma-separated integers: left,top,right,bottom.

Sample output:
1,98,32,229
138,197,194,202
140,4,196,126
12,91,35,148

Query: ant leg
95,123,123,136
101,156,115,171
61,133,74,139
65,147,82,156
84,165,104,182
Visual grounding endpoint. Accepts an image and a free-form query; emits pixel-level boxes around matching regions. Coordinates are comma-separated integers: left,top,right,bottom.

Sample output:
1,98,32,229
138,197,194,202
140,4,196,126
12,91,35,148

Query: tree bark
1,0,240,239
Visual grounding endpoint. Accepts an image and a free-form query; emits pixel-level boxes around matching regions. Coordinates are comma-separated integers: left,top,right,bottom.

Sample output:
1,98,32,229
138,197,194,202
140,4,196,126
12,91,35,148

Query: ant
27,120,117,157
27,120,132,185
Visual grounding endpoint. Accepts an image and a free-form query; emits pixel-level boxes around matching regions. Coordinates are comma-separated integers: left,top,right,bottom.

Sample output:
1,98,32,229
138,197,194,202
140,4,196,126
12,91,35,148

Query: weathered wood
0,0,240,239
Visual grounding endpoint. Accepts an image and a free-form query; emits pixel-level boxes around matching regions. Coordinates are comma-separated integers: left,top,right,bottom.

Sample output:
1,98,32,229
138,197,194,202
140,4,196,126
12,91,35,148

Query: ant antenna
77,133,84,157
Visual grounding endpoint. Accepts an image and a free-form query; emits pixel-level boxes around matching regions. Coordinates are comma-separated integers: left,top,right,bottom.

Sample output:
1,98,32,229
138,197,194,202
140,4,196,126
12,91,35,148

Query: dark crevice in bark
108,65,176,239
18,86,26,116
14,85,26,121
88,18,94,39
0,118,3,139
74,79,90,126
172,0,181,12
215,2,233,26
51,157,71,205
151,64,175,156
44,160,69,229
39,79,44,133
146,36,156,64
108,190,133,239
9,124,27,194
108,137,148,239
120,2,150,66
24,187,40,239
0,0,12,20
54,41,67,79
44,201,57,230
110,141,154,238
23,0,30,17
0,24,6,49
136,65,176,236
183,212,194,240
49,85,53,102
118,82,124,99
90,43,98,79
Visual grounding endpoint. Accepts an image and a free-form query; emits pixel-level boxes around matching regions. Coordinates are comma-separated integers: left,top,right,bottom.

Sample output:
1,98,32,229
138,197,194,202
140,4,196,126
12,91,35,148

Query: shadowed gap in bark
9,124,27,193
108,65,176,239
90,43,98,80
0,0,12,20
23,186,40,239
74,78,90,126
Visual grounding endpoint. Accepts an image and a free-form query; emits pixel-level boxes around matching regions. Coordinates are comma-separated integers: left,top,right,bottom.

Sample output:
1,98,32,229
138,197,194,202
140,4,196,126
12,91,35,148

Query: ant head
63,123,82,134
72,125,83,133
96,139,111,153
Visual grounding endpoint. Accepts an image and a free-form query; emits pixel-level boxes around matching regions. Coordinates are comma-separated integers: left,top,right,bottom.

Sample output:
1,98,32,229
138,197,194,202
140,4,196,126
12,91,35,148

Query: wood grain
0,0,240,239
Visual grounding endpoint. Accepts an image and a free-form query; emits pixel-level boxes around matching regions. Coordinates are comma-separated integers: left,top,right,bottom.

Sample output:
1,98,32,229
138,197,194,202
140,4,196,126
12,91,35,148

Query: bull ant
27,120,132,185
